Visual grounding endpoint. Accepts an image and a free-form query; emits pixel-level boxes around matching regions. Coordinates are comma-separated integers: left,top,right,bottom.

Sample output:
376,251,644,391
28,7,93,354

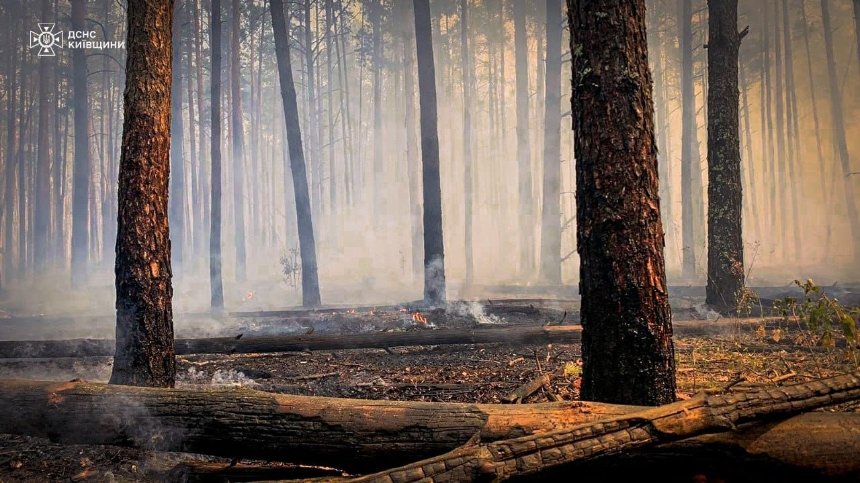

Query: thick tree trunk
348,372,860,482
413,0,446,306
679,0,699,280
820,0,860,263
231,0,247,282
210,0,225,312
110,0,176,388
270,0,322,307
70,0,91,288
169,0,186,273
34,0,52,273
538,0,562,286
513,0,534,276
705,1,745,309
460,0,474,285
2,378,859,476
569,0,676,406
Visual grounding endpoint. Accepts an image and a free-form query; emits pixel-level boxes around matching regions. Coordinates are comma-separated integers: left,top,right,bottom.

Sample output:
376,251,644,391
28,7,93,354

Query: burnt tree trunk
3,378,859,477
413,0,446,306
705,1,745,309
569,0,676,405
70,0,91,288
270,0,322,307
539,0,562,285
109,0,176,388
210,0,225,312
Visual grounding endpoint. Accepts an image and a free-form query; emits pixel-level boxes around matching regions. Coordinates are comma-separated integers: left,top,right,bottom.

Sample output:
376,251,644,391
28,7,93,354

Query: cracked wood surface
346,372,860,482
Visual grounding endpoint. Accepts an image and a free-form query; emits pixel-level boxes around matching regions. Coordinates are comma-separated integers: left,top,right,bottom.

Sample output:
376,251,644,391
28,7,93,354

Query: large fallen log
347,372,860,482
0,318,783,359
0,377,858,475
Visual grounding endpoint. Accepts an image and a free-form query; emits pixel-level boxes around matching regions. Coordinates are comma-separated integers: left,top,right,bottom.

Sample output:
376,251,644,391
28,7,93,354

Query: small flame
242,291,255,302
412,312,428,325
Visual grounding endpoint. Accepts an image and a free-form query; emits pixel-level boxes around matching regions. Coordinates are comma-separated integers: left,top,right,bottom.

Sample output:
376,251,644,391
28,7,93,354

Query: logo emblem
29,23,63,57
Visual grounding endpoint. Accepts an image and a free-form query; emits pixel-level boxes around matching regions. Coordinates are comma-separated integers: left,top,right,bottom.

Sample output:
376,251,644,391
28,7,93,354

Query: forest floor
0,294,858,482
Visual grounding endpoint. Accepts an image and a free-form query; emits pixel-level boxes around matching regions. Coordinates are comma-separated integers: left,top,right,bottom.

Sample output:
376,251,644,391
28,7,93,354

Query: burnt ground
0,297,859,482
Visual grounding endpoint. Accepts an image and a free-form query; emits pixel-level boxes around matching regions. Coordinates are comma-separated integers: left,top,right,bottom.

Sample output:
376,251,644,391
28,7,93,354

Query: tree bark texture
109,0,176,388
569,0,676,405
346,372,860,482
413,0,446,306
705,0,745,309
1,377,859,476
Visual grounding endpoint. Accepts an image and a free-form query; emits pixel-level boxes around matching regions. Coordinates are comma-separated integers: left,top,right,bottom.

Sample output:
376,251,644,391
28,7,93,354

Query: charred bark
349,372,860,482
2,377,858,476
705,1,745,309
109,0,176,388
269,0,322,307
569,0,676,405
413,0,446,306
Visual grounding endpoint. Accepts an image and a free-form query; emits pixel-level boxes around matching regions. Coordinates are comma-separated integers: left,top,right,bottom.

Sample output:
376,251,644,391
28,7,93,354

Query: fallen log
346,372,860,482
0,377,859,476
0,318,785,359
0,378,628,472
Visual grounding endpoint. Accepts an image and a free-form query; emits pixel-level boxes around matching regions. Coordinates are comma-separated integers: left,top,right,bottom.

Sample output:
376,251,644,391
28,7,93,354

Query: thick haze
0,0,858,317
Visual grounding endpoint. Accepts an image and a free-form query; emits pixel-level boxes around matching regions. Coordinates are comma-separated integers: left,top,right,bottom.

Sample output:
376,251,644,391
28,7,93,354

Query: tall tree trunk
738,62,761,244
460,0,474,285
799,0,829,259
110,0,176,388
539,0,562,285
513,0,534,276
650,3,673,262
679,0,699,280
169,0,186,274
371,0,384,221
413,0,446,306
185,11,199,255
34,0,53,274
3,11,18,282
269,0,322,307
400,0,423,281
760,2,776,241
781,0,802,260
820,0,860,263
772,0,788,260
210,0,225,312
705,0,746,309
193,0,209,260
231,0,247,282
70,0,91,288
569,0,676,406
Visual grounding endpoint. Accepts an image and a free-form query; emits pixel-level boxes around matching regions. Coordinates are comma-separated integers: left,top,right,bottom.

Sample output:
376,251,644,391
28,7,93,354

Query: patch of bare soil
0,302,857,482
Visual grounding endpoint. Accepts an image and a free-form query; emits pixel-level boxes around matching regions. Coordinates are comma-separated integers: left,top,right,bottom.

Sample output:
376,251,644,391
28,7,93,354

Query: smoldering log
346,372,860,482
0,318,786,359
0,378,859,476
0,325,580,359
